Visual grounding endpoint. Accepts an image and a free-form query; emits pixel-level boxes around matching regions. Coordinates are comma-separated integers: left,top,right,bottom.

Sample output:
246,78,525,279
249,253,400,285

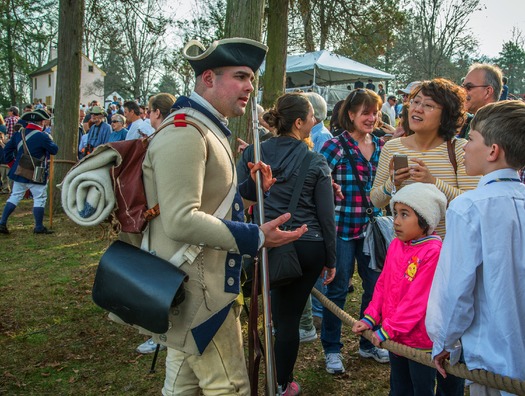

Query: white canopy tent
260,50,394,87
259,50,395,109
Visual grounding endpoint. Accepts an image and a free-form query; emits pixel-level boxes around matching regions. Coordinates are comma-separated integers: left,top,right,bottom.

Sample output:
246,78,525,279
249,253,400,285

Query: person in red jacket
353,182,447,396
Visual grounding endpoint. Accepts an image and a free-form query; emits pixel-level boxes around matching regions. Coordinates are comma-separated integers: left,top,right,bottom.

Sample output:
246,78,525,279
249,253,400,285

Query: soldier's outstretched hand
260,213,307,248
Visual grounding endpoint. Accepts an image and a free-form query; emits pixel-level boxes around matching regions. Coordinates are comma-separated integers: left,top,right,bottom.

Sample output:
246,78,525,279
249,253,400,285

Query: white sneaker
325,353,345,374
299,327,317,343
136,338,166,354
359,346,389,363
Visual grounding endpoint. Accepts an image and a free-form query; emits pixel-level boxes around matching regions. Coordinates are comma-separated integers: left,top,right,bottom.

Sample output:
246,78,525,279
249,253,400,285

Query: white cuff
258,228,265,250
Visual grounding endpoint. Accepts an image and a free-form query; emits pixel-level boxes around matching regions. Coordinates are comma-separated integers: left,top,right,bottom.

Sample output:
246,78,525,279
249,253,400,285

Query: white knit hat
390,183,447,234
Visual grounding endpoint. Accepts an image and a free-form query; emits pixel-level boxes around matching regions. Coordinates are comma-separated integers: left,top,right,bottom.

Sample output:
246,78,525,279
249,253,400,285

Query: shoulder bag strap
20,129,37,170
142,116,236,267
16,129,38,152
281,150,313,229
338,135,374,221
446,138,457,174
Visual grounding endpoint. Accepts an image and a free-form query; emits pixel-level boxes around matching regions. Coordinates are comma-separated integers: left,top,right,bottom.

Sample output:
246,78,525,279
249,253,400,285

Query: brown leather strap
143,204,160,221
447,138,457,174
142,118,206,223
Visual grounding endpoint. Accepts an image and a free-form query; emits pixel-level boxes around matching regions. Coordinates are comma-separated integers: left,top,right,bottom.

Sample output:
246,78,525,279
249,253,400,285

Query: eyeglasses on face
461,83,490,92
111,120,121,123
409,98,441,112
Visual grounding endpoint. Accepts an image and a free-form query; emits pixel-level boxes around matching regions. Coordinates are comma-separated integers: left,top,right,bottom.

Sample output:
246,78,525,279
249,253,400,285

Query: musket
251,96,277,396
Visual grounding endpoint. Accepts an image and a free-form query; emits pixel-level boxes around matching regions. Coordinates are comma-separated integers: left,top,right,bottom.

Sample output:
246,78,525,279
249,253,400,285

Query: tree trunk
261,0,289,110
224,0,265,158
318,0,329,50
6,13,17,105
52,0,84,213
298,0,315,52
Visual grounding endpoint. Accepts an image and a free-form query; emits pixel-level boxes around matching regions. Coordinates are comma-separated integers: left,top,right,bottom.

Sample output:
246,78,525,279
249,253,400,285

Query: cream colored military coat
141,107,259,355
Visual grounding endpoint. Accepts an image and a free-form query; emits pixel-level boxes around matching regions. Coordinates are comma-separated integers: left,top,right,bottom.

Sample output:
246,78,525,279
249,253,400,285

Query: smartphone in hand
393,154,409,170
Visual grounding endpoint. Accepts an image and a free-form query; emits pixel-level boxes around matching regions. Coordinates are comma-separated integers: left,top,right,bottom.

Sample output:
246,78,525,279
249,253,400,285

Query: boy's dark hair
471,100,525,170
123,101,140,116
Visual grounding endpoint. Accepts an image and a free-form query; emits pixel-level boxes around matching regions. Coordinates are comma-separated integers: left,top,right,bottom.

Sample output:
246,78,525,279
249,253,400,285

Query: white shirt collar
189,92,229,127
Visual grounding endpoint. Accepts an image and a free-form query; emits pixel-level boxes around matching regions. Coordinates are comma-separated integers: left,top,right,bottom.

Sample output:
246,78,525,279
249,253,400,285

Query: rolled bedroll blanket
58,145,119,227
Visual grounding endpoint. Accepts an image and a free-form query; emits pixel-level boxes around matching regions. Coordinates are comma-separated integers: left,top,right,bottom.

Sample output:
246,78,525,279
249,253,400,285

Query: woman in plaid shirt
319,88,388,374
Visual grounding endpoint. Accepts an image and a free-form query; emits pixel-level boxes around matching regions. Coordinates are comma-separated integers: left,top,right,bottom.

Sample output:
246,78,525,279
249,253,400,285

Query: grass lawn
0,196,393,395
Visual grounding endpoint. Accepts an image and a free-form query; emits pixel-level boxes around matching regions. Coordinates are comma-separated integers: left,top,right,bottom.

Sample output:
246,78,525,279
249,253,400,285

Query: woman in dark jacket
239,93,336,395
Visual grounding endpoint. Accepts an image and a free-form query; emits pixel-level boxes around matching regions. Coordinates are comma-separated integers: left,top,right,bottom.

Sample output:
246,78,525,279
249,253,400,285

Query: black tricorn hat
182,37,268,76
20,109,51,122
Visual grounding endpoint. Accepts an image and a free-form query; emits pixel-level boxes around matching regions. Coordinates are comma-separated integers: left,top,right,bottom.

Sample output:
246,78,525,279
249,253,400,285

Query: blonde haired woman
148,93,177,129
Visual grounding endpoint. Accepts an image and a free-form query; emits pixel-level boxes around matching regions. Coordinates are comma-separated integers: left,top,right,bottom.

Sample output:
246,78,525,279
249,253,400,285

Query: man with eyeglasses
459,63,503,139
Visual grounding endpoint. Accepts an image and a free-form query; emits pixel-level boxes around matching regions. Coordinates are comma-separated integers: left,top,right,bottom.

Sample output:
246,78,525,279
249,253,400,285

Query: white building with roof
29,53,106,108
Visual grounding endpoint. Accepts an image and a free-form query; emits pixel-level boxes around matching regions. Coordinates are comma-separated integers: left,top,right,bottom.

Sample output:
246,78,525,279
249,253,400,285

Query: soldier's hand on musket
248,161,276,193
260,213,307,248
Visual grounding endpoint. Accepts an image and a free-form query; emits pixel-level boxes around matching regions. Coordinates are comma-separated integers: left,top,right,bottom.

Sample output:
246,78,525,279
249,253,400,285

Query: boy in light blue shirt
426,100,525,396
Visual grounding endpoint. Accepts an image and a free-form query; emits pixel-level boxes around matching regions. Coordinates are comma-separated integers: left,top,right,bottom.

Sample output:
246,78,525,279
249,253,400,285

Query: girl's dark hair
415,211,430,235
339,89,381,132
409,78,466,140
263,93,310,136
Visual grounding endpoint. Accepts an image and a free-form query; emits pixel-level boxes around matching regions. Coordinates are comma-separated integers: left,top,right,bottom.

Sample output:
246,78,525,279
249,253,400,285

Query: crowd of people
1,36,525,396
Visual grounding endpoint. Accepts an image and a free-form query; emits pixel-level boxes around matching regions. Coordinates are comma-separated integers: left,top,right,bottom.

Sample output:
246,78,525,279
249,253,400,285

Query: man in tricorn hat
0,109,58,234
137,38,307,395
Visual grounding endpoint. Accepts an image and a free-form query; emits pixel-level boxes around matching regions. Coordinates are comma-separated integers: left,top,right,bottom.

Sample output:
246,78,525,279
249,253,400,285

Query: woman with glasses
148,93,176,130
319,88,389,375
108,114,128,142
370,78,479,394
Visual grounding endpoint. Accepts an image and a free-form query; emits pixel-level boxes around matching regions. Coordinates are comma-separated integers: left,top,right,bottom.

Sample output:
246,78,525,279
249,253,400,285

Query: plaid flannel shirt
320,131,384,240
5,116,19,139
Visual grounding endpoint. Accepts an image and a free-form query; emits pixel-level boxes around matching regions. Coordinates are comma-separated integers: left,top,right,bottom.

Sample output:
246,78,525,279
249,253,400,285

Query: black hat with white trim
20,109,51,122
182,37,268,76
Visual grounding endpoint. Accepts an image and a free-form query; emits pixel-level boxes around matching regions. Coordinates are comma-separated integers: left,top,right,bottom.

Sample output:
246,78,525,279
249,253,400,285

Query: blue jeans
311,277,326,318
389,352,436,396
321,237,380,353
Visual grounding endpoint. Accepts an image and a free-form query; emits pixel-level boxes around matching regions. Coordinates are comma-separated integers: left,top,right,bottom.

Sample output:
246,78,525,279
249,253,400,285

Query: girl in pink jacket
353,183,447,396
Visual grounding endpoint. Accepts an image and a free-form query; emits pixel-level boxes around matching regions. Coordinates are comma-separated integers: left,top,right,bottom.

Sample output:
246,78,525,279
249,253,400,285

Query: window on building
88,65,94,73
48,74,51,87
34,78,37,90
